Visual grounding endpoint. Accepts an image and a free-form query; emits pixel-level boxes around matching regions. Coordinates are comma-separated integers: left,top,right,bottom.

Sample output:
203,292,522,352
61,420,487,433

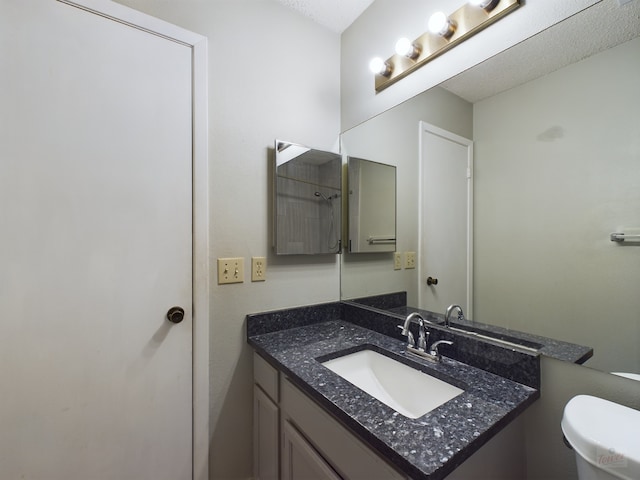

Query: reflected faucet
444,304,465,328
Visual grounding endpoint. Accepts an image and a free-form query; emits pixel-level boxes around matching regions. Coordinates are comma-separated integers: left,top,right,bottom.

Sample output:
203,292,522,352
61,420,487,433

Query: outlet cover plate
405,252,416,269
394,252,402,270
251,257,266,282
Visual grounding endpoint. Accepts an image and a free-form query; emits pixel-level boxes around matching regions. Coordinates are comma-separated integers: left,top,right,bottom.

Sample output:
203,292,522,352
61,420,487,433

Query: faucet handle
417,323,429,351
397,325,415,348
429,340,453,359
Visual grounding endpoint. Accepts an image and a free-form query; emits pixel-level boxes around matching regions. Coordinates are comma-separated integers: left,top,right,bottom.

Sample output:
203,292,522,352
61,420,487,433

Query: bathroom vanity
254,351,406,480
247,301,547,479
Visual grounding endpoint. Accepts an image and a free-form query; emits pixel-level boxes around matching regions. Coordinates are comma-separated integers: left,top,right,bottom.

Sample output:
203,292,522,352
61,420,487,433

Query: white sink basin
321,348,464,419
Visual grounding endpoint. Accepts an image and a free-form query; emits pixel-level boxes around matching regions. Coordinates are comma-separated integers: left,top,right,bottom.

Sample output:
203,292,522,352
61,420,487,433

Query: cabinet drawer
254,352,279,402
281,377,405,480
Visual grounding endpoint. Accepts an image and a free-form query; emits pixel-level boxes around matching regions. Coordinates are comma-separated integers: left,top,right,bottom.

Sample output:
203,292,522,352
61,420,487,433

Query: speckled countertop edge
386,305,593,364
248,319,539,480
347,293,593,365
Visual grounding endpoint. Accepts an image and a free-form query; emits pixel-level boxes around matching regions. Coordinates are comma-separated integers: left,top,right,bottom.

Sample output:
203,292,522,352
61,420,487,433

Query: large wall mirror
274,140,342,255
347,157,396,253
340,2,640,375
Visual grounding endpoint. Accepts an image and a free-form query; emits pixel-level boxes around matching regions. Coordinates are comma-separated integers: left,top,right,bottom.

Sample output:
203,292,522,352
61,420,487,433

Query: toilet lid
561,395,640,480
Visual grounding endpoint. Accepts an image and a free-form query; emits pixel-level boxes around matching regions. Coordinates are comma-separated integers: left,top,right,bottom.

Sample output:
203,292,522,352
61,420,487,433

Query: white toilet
611,372,640,382
562,395,640,480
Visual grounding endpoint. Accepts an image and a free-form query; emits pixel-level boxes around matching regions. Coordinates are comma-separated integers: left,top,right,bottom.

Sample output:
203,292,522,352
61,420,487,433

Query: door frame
57,2,210,478
418,121,473,319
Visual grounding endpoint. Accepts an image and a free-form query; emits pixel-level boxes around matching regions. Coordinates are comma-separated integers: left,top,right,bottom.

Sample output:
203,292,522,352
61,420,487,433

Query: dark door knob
427,276,439,286
166,306,185,324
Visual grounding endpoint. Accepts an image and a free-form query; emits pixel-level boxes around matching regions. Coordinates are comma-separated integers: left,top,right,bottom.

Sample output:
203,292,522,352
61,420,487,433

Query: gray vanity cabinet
281,418,341,480
253,385,279,480
253,352,405,480
253,353,279,480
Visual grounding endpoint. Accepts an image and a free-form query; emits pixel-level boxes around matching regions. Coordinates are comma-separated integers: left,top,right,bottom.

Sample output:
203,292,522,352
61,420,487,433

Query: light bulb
369,57,391,76
395,37,420,59
469,0,499,10
427,11,446,34
427,11,456,38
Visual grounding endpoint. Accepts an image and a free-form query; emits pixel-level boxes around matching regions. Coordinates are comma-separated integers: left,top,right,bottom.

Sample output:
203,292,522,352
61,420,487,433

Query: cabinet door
281,378,405,480
282,420,342,480
254,386,279,480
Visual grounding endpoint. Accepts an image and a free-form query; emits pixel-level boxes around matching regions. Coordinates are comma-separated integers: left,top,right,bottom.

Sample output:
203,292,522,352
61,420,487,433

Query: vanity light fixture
371,0,520,92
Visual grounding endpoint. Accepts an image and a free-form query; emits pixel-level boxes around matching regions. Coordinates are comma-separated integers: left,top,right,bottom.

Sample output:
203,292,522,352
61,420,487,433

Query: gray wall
340,87,472,304
474,37,640,374
116,1,341,478
473,37,640,480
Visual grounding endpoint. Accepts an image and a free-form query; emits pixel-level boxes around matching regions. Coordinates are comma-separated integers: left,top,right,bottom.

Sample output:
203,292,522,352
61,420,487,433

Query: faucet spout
400,312,429,351
444,304,465,328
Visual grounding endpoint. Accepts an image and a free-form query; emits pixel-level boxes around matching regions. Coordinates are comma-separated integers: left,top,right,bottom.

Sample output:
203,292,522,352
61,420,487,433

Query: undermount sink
321,348,464,419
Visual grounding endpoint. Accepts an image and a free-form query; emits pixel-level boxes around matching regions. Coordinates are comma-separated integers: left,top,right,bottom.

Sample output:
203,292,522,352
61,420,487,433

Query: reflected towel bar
610,233,640,243
367,236,396,245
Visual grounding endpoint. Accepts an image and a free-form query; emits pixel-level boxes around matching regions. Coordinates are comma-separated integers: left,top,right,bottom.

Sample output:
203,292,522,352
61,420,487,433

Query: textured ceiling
441,0,640,102
273,0,374,33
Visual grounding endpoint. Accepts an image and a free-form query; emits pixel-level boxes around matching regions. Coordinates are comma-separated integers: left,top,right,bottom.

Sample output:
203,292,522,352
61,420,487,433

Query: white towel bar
610,232,640,243
367,236,396,245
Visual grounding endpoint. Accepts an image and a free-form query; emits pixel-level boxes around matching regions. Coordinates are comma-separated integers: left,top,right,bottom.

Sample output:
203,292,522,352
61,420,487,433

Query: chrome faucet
444,304,465,328
399,312,429,351
400,312,454,362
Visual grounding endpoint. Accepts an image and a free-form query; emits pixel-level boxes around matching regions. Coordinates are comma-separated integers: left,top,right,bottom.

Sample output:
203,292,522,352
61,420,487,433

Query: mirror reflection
347,157,396,253
340,17,640,375
274,140,341,255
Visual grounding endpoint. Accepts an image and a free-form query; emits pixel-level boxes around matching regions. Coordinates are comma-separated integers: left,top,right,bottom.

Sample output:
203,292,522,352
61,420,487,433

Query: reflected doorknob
166,306,185,324
427,276,439,286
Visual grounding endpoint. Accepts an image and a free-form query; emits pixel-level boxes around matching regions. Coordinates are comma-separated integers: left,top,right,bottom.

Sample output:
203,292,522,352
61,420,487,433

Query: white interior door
0,2,194,478
419,122,473,318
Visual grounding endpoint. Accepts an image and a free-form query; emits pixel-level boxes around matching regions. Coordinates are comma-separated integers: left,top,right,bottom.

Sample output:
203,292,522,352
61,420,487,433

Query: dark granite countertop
247,304,540,480
387,305,593,364
349,292,593,365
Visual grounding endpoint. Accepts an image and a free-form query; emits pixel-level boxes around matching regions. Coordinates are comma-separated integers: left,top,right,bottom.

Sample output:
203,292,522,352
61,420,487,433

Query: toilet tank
562,395,640,480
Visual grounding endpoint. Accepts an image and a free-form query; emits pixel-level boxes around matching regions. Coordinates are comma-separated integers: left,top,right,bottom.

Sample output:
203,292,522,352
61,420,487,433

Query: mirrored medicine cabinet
273,140,398,256
347,157,397,253
273,140,342,255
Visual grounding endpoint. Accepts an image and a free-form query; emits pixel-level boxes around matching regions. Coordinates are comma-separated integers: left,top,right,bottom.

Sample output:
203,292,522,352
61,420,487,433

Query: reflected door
0,2,193,478
419,122,473,317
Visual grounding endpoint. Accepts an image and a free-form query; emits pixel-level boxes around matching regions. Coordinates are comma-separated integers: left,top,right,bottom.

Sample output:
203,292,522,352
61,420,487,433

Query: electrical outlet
251,256,266,282
217,257,244,284
405,251,416,269
394,252,402,270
